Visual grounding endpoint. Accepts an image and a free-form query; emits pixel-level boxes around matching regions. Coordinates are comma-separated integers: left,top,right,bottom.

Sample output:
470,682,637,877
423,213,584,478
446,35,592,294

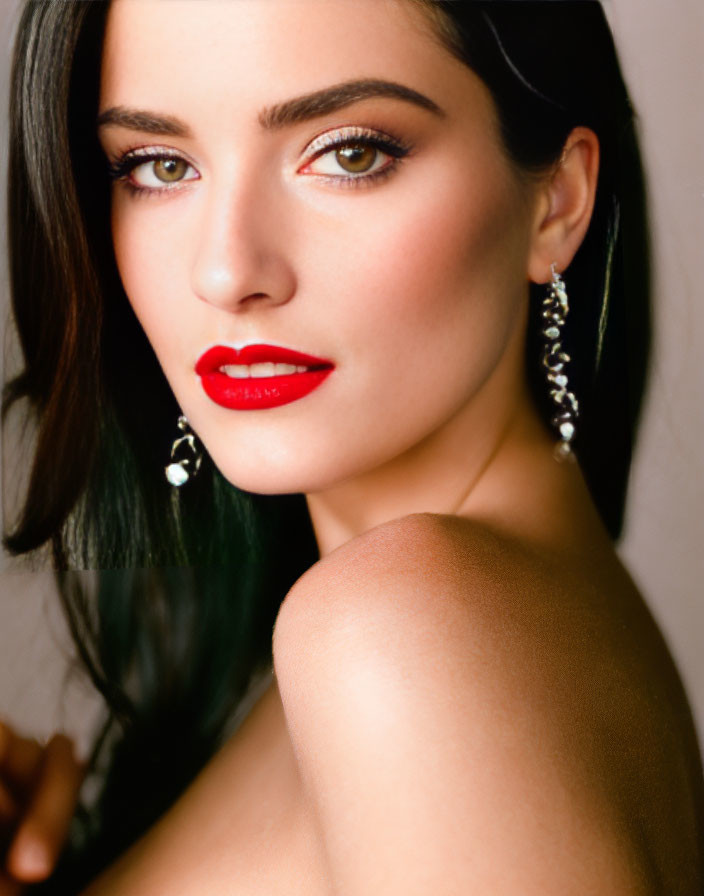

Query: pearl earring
165,415,203,486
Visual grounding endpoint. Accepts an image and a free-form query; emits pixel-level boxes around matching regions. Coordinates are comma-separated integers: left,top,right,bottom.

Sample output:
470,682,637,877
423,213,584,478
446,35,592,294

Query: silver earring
542,265,579,462
165,415,203,486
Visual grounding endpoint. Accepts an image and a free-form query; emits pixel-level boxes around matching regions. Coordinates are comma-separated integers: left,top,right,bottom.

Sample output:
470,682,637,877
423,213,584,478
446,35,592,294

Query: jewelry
542,265,579,462
165,415,203,486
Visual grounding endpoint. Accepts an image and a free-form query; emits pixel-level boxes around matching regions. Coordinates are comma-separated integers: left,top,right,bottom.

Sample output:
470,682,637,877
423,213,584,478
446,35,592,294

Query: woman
2,0,703,892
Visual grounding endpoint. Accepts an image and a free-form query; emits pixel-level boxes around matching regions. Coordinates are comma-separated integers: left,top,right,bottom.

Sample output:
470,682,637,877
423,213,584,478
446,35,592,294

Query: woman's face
99,0,540,495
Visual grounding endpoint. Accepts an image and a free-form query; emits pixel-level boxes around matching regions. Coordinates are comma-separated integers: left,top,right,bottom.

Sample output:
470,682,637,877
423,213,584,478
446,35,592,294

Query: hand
0,722,85,894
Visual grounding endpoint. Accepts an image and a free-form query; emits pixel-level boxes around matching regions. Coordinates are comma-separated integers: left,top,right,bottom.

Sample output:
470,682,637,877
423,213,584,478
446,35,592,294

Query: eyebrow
97,78,444,136
96,108,192,137
258,78,444,128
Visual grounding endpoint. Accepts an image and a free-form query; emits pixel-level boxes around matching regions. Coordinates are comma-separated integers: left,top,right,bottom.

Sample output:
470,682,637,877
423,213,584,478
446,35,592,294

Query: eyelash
107,149,197,198
106,127,413,197
298,126,412,189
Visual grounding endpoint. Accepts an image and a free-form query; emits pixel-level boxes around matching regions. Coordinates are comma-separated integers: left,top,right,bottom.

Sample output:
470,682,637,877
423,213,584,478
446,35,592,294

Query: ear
527,127,600,284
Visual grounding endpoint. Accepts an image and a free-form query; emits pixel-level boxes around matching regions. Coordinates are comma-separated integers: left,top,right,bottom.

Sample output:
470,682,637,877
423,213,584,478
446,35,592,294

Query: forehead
99,0,490,129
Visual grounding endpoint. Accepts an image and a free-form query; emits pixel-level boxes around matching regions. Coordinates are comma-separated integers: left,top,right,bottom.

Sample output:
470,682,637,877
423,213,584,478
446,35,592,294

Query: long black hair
3,1,649,889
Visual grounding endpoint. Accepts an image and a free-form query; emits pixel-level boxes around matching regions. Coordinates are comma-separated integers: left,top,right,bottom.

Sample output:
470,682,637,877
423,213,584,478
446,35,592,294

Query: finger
0,723,43,794
5,735,84,883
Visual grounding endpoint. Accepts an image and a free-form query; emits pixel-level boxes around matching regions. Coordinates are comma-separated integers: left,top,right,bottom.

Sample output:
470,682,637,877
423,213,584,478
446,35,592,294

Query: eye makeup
298,125,413,188
105,124,414,197
106,145,200,198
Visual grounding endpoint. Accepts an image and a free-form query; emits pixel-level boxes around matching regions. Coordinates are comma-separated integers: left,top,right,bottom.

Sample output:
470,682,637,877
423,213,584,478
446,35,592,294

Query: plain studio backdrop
0,0,703,764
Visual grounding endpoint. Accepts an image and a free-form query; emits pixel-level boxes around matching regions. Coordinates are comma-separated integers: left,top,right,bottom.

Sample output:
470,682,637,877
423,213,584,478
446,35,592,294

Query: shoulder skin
273,513,656,895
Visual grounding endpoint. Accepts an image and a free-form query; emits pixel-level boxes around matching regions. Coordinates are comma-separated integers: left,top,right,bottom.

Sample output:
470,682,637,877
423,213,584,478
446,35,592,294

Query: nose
190,175,296,313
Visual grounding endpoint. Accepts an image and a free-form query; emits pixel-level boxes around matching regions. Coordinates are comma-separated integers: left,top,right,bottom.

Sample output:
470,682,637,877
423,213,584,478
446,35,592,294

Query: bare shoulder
274,513,703,893
273,512,536,704
274,511,540,649
274,510,642,690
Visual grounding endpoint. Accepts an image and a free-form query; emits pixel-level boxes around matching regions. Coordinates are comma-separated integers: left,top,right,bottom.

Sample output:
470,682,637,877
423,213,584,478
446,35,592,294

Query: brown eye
123,154,200,191
153,158,189,182
335,144,377,174
300,128,409,184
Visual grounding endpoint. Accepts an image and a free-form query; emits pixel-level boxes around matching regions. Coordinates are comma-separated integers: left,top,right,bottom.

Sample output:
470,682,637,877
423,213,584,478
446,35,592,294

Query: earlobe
527,127,600,284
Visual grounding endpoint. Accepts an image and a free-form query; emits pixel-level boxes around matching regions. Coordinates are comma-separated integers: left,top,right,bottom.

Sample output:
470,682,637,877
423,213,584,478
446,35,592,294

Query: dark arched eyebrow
257,78,444,128
97,78,444,136
97,107,191,137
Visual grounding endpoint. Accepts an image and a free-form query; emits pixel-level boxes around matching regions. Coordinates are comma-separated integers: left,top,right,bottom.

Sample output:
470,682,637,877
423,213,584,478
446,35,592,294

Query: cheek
318,157,528,378
111,198,193,364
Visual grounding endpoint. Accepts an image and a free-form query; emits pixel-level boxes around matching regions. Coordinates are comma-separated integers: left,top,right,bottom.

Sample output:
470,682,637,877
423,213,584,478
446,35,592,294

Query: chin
208,451,341,497
189,402,428,497
207,433,401,497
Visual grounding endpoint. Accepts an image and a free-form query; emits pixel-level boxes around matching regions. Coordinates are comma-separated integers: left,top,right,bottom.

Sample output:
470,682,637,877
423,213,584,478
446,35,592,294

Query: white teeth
221,364,250,379
219,363,309,379
249,362,275,378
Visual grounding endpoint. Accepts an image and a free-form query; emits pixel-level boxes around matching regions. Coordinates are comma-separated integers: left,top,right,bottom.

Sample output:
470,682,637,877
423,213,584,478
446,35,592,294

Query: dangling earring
542,264,579,462
165,415,203,486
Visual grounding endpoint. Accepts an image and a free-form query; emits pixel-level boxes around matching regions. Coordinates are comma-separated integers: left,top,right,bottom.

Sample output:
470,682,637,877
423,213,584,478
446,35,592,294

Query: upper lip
195,344,334,374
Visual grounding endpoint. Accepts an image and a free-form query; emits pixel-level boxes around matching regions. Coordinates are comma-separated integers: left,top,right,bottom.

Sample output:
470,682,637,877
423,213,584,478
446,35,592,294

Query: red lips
195,344,334,410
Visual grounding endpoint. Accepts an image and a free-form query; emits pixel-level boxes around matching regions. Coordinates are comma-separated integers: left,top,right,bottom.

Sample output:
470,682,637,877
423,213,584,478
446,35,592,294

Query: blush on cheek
352,160,521,336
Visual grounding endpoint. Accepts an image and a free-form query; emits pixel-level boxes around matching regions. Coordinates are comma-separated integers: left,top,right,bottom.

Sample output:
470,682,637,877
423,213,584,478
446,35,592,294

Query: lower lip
199,368,333,410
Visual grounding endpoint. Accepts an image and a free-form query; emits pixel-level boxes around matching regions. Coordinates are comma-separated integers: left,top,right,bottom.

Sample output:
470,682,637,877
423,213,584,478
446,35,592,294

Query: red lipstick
195,344,334,410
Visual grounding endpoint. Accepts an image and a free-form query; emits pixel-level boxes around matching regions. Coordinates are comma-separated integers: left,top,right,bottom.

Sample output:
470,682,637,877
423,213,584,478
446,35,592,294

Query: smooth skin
16,0,704,892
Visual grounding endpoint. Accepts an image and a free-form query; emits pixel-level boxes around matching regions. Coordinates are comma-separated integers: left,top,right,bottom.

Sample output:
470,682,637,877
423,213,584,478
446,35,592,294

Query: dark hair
3,1,649,889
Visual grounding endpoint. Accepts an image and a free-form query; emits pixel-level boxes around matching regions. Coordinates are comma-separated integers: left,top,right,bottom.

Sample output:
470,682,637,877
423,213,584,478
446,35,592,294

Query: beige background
1,0,703,758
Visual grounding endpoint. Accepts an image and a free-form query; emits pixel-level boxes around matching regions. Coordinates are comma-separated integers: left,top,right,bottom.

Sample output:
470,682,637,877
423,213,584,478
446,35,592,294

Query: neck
305,334,544,557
